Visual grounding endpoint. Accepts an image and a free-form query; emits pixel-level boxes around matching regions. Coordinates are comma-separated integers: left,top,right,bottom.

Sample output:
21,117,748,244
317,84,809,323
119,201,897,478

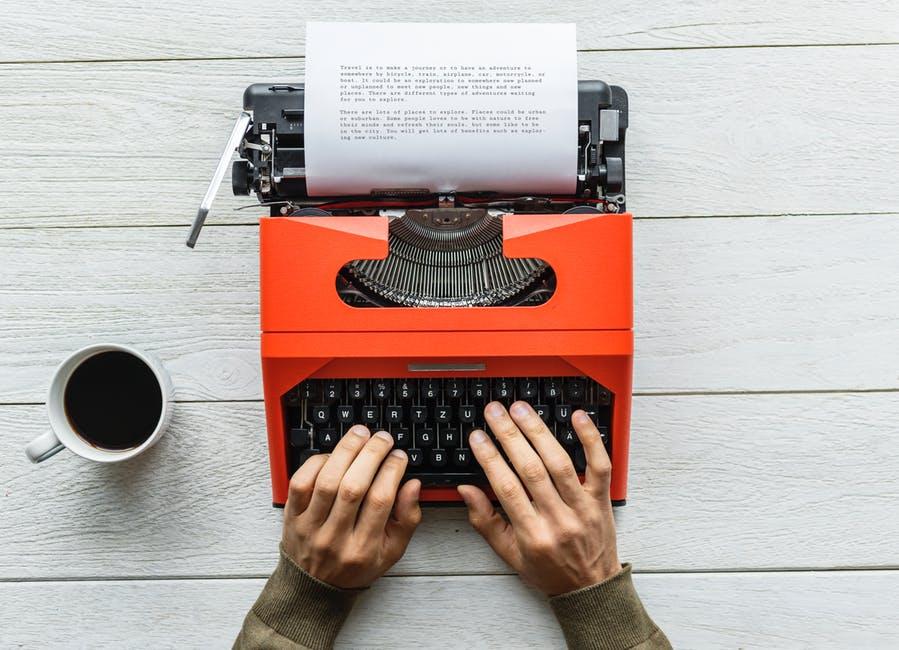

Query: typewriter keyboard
284,377,612,485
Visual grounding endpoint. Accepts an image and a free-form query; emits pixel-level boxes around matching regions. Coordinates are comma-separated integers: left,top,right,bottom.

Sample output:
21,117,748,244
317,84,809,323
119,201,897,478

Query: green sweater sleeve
233,546,361,650
549,564,671,650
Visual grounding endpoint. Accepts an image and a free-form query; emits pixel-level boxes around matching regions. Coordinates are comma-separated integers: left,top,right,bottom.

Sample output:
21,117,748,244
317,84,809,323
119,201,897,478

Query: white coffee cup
25,343,173,463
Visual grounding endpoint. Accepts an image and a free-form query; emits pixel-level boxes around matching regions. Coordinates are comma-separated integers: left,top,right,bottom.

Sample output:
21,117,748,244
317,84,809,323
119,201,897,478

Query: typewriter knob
232,160,252,195
601,157,624,193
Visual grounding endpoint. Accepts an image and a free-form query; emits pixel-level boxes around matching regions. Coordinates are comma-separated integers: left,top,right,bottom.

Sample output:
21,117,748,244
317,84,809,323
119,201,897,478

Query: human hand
458,401,621,596
282,426,422,589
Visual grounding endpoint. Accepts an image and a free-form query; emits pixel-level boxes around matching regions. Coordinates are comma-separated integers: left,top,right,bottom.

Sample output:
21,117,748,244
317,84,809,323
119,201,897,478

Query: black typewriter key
573,447,587,473
598,389,612,406
337,405,354,424
435,405,452,424
418,428,435,449
362,406,379,424
386,405,403,423
316,428,338,450
312,405,330,424
289,427,311,448
373,381,391,400
393,428,411,449
518,379,538,400
422,379,441,400
558,427,577,447
459,405,475,423
583,406,600,426
324,381,342,402
429,449,448,468
411,405,428,424
555,404,572,424
349,381,367,400
470,380,488,401
598,426,610,446
534,404,550,423
453,449,471,468
493,379,513,401
446,379,465,399
408,449,424,467
397,380,416,400
565,378,586,401
300,381,317,400
543,379,562,400
296,448,318,467
440,428,460,448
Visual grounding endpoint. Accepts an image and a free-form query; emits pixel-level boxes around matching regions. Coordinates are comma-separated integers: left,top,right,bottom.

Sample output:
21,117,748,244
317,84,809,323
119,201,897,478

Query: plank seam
1,40,898,66
2,566,899,584
0,211,897,233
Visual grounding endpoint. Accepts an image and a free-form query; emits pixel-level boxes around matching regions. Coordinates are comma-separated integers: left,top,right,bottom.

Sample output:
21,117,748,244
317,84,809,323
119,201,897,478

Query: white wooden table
2,3,898,647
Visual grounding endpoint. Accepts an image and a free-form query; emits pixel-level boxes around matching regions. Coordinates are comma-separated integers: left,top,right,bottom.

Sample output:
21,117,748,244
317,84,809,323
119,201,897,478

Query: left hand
282,426,423,589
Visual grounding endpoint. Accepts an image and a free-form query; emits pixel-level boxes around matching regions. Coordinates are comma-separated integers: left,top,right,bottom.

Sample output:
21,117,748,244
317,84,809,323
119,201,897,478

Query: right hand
282,425,422,589
458,401,622,597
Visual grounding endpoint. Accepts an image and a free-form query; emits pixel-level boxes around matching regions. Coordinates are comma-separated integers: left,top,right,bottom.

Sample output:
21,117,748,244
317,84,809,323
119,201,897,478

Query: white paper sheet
304,22,577,197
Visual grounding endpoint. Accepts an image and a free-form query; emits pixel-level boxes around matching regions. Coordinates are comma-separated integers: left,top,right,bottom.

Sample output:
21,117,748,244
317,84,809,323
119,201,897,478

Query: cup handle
25,431,65,463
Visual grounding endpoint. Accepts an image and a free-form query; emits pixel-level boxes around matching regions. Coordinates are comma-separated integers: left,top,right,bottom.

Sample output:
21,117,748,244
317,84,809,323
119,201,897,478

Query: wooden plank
1,46,898,227
3,392,898,579
2,215,896,403
1,570,897,648
2,1,898,63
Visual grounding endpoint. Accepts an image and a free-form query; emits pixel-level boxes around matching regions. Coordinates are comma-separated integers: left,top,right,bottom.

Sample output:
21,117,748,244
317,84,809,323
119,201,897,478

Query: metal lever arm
186,111,252,248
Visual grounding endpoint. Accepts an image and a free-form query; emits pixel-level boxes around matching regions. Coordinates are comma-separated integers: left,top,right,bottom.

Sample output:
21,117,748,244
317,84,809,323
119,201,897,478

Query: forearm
549,564,671,650
234,545,361,650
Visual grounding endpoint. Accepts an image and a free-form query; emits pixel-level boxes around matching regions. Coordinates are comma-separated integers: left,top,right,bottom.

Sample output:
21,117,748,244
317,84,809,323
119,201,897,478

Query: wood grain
1,1,898,63
1,46,898,227
3,392,898,580
2,215,896,403
2,570,897,648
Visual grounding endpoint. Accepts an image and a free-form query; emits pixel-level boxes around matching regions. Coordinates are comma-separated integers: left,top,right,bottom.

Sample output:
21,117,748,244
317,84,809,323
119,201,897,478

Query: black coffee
64,351,163,450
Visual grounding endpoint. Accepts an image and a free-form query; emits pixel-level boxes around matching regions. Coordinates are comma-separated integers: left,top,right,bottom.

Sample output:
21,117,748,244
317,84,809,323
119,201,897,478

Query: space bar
404,472,487,486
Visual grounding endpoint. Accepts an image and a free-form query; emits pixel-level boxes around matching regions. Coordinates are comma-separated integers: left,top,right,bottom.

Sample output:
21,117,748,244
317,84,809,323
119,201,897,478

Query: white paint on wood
1,1,898,62
2,46,899,226
1,215,896,403
2,571,897,648
3,393,898,579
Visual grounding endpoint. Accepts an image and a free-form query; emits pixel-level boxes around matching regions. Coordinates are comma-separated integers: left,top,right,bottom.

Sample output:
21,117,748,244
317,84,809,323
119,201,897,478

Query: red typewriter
189,80,631,506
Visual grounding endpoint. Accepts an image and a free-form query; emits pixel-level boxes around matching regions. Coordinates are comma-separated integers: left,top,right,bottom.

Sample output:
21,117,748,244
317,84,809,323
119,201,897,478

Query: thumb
385,479,423,559
457,485,522,571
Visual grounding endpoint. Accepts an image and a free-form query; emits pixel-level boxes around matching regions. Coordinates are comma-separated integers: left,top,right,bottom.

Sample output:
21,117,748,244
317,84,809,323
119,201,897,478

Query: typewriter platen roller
190,80,633,507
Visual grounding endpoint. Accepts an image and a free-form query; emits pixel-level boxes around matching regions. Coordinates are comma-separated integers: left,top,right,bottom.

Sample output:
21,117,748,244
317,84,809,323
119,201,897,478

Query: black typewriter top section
234,80,628,214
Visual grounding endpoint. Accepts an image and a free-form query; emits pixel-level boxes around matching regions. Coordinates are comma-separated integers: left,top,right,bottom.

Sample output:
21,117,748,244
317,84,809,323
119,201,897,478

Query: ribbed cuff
549,564,667,650
250,545,362,650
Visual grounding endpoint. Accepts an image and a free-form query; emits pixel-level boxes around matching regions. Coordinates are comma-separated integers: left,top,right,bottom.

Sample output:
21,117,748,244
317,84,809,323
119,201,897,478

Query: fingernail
510,401,529,417
375,430,393,443
573,411,590,425
390,449,407,459
457,486,471,504
486,402,504,417
351,425,370,437
469,429,488,445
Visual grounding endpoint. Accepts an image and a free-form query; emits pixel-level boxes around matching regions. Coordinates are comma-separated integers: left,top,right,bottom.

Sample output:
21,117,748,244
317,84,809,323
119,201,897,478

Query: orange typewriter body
260,211,633,506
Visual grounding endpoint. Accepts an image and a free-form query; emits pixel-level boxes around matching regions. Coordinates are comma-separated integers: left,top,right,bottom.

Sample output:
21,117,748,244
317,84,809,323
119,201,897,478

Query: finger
286,453,330,517
305,425,371,523
457,485,522,571
384,479,423,561
572,410,613,500
484,401,564,511
328,430,396,527
356,448,408,537
508,401,584,507
468,429,537,525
